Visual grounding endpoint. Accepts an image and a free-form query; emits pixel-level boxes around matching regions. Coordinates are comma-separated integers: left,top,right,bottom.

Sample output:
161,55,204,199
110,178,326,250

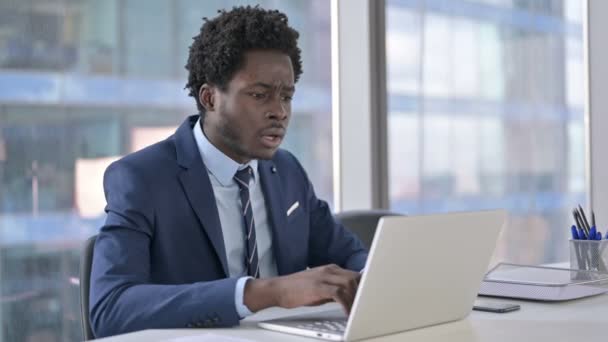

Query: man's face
202,50,295,163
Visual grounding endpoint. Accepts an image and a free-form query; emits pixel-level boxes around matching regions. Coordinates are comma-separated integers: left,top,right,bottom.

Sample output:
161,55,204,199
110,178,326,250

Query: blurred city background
0,0,585,341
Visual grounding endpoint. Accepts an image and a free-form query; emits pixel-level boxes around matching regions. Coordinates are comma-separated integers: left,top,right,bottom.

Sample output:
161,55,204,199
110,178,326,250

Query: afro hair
185,6,303,113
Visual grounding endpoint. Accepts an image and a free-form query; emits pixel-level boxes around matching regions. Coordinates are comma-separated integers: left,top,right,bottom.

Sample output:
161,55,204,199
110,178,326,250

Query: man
89,6,367,338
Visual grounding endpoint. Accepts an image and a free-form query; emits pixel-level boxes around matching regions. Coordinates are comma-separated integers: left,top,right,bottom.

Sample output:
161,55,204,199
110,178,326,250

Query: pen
572,210,581,235
579,205,592,234
573,208,596,271
573,211,588,238
575,208,588,234
571,225,586,271
571,225,579,240
591,211,596,229
588,226,604,270
579,211,590,237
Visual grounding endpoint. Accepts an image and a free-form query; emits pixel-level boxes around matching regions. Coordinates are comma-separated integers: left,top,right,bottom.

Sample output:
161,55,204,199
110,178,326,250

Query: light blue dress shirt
192,119,278,318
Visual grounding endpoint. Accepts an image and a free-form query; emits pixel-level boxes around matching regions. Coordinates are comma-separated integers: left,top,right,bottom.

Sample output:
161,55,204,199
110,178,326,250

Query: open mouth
261,135,283,148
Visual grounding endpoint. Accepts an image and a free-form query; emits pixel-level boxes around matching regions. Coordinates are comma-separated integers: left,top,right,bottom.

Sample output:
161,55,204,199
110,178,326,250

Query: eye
281,95,293,102
249,92,267,100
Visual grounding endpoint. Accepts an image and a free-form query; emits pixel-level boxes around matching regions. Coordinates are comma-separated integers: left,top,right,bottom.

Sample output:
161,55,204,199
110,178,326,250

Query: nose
266,97,288,121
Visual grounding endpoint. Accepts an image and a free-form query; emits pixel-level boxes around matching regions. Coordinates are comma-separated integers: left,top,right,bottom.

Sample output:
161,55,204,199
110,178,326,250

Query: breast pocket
287,203,306,224
286,202,308,244
286,201,300,218
285,201,309,270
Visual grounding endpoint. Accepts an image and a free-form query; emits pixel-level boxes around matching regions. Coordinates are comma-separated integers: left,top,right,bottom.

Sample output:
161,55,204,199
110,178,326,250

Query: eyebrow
249,82,295,92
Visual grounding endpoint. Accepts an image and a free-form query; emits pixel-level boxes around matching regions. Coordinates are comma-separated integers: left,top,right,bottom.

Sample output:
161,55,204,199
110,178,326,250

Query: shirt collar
192,117,258,187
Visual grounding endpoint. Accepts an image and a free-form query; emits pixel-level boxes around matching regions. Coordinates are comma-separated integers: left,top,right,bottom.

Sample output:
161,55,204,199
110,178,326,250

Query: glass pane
386,0,585,266
0,0,332,340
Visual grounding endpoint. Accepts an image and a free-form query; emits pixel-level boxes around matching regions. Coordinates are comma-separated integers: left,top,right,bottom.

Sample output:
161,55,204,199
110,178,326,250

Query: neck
200,120,250,164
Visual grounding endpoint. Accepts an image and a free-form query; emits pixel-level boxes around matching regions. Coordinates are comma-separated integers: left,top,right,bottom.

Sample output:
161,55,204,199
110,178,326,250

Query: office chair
80,235,97,341
335,210,402,249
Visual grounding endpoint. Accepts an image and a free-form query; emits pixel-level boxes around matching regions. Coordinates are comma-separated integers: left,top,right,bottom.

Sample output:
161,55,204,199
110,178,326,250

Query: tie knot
234,166,253,189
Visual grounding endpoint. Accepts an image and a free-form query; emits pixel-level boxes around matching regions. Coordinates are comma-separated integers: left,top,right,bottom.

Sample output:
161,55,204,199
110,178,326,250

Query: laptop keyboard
296,320,347,334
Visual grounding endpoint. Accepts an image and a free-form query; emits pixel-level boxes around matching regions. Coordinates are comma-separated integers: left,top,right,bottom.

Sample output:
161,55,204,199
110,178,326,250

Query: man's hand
244,264,361,315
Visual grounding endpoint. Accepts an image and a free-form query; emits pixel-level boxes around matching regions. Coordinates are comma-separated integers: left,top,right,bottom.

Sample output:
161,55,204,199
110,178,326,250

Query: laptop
258,210,506,341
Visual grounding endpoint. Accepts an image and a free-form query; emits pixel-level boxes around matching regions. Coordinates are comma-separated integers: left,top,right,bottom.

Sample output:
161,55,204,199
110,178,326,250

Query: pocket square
287,201,300,216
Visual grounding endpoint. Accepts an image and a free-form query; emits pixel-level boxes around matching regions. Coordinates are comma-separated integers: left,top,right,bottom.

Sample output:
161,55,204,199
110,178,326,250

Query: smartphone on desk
473,300,520,313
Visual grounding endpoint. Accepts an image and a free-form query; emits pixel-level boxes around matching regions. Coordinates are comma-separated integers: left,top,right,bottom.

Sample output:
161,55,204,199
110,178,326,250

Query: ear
198,84,216,112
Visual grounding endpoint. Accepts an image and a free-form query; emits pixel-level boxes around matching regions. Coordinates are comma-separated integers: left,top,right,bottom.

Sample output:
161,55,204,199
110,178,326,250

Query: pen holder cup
569,240,608,275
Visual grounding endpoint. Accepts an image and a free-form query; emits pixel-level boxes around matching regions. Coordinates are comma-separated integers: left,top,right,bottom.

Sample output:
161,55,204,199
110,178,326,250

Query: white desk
94,293,608,342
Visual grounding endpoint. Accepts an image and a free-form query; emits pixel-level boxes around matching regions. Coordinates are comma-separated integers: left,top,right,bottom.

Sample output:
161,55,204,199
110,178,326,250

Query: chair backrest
335,210,403,249
80,235,97,341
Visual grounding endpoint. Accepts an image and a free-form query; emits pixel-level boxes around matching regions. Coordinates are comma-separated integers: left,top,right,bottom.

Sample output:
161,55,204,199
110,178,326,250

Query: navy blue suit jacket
89,115,368,337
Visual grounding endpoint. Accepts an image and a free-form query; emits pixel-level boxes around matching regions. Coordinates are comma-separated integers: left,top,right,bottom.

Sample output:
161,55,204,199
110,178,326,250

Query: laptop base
258,310,345,341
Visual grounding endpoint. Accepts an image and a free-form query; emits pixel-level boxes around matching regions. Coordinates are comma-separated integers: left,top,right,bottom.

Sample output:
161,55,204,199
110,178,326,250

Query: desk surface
95,293,608,342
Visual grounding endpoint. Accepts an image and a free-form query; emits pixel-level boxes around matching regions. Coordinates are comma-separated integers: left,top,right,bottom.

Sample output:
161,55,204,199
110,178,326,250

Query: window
386,0,585,265
0,0,333,340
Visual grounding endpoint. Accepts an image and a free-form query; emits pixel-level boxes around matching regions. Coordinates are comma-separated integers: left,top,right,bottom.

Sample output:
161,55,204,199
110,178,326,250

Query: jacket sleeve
285,155,368,271
89,161,240,338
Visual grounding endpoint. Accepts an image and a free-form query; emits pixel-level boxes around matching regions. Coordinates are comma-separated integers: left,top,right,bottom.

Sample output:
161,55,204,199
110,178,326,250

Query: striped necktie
234,166,260,278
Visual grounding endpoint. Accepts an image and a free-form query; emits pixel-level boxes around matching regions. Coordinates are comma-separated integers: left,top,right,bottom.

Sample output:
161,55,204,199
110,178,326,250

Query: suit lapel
175,116,229,277
179,167,229,277
258,160,292,275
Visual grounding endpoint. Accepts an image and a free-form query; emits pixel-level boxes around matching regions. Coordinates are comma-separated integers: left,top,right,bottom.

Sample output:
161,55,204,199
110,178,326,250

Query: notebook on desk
258,210,507,341
479,263,608,301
